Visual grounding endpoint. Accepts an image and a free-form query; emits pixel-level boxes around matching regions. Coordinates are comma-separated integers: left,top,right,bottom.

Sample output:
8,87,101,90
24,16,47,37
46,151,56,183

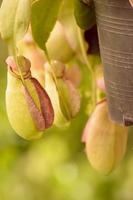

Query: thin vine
8,41,25,86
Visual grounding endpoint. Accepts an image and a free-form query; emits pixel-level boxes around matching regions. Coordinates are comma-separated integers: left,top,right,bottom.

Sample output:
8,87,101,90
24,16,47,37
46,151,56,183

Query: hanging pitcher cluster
0,0,130,174
0,0,81,140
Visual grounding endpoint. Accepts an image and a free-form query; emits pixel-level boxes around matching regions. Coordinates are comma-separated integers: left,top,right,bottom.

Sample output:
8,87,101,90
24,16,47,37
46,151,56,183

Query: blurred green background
1,1,133,200
1,38,133,200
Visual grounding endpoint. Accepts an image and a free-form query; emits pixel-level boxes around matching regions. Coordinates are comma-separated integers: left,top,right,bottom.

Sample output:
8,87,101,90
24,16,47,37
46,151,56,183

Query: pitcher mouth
9,66,32,80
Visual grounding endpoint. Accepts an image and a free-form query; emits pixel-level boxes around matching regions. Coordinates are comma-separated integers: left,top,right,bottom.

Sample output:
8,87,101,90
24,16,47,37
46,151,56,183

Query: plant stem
77,27,97,110
8,41,25,85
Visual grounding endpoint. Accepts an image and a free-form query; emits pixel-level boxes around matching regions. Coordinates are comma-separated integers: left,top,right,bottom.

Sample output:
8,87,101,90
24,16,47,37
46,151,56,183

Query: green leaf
74,0,96,30
31,0,63,51
0,0,30,44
